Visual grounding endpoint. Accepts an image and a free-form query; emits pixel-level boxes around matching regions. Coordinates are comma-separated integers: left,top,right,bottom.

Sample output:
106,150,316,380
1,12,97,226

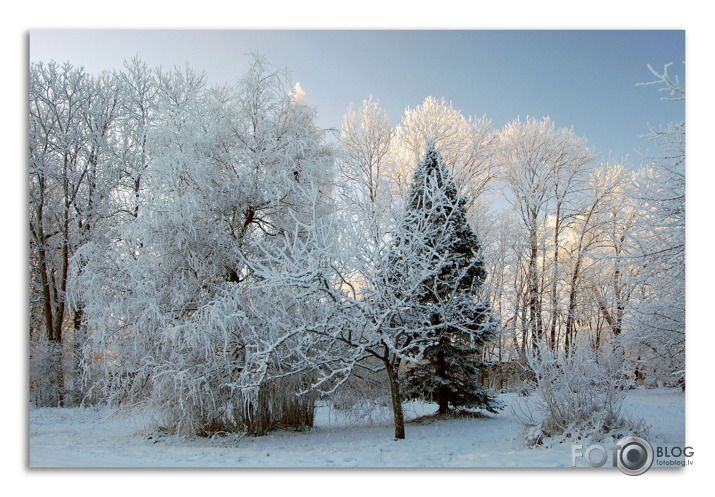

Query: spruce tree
389,141,502,415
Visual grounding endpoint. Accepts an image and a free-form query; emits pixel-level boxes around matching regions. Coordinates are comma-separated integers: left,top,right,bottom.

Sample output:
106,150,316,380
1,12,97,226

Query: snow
29,387,684,468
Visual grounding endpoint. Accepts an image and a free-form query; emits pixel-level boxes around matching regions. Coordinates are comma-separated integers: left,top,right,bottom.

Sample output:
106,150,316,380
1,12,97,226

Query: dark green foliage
393,142,502,414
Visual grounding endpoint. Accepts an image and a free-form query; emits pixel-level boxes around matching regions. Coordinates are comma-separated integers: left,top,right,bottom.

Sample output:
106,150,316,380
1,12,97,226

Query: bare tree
391,97,496,214
496,117,594,349
622,63,685,386
30,62,122,405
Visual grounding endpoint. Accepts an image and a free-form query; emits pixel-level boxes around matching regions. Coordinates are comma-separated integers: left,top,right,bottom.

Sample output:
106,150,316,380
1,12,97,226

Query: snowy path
29,388,684,468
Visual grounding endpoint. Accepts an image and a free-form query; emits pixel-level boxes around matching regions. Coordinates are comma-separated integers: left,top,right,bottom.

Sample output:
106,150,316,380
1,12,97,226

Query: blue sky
30,30,684,165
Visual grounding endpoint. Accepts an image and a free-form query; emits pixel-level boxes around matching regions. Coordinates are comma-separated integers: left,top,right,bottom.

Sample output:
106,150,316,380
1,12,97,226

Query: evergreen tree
389,141,502,415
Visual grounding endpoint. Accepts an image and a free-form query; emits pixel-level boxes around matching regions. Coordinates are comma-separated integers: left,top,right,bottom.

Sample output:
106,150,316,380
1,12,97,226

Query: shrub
513,340,648,447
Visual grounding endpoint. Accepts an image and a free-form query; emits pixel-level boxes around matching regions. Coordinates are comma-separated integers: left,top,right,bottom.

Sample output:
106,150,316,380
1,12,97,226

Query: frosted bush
513,340,648,446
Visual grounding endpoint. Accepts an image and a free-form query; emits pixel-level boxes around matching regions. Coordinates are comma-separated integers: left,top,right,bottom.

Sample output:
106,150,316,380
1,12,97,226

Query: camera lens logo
616,436,654,476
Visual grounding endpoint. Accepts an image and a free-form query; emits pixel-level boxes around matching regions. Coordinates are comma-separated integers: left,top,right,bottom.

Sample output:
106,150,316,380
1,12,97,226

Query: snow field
29,387,684,468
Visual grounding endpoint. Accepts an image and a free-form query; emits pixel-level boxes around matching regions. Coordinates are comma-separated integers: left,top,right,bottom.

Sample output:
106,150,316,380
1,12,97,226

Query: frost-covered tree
388,143,501,415
29,61,122,405
622,63,685,387
114,56,158,219
390,97,495,209
560,162,636,352
253,139,502,439
545,142,595,349
30,61,93,347
337,96,396,299
339,96,394,208
478,208,528,365
72,55,336,434
496,117,594,351
332,97,397,407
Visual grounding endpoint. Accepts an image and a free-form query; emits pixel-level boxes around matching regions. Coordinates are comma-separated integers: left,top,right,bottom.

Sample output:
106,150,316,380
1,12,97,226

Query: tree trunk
437,349,448,415
527,220,541,346
33,180,56,342
383,356,405,440
36,234,55,341
550,212,560,350
611,237,626,338
565,280,578,354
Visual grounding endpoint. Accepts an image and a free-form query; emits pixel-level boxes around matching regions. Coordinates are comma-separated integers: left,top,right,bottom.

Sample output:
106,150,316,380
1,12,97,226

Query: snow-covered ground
29,387,684,468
